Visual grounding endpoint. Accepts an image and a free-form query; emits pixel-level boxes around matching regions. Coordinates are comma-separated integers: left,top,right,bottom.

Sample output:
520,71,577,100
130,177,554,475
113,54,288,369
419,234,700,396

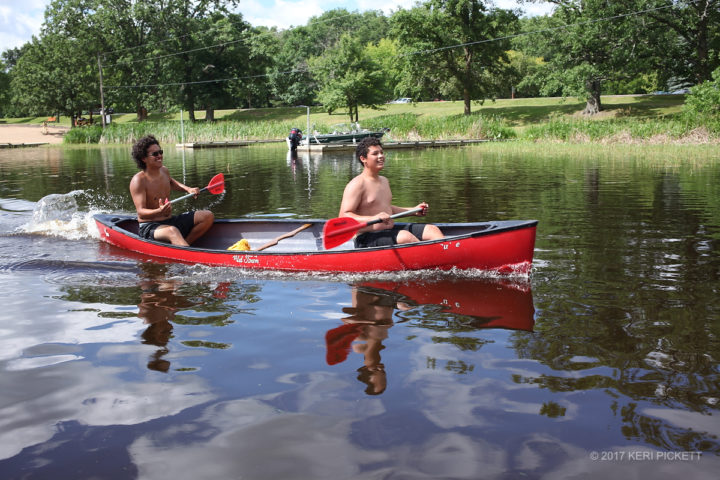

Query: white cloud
238,0,416,30
0,0,46,50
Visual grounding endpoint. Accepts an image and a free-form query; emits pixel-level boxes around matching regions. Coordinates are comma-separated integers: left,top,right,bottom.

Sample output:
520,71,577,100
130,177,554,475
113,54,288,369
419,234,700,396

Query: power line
105,69,304,89
101,10,360,67
102,3,680,91
105,38,249,68
402,3,675,57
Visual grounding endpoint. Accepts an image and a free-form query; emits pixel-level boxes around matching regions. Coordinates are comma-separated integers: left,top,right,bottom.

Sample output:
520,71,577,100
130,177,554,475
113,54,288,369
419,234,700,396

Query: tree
268,25,319,107
309,34,385,122
226,26,279,109
391,0,519,115
641,0,720,85
0,58,10,117
10,34,97,119
516,1,673,114
267,9,390,107
92,0,166,120
8,0,103,120
151,0,240,121
364,38,403,103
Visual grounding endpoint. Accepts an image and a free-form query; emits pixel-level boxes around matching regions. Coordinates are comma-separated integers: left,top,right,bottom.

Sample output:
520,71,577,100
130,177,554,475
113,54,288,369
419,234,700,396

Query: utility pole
97,54,106,128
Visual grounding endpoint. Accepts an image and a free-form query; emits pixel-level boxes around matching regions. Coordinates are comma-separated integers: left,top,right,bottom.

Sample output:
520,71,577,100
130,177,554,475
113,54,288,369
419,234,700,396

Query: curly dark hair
131,135,160,170
355,136,383,164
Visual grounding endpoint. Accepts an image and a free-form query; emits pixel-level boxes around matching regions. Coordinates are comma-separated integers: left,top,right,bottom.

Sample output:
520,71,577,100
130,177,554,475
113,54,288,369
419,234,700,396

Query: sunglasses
149,149,164,157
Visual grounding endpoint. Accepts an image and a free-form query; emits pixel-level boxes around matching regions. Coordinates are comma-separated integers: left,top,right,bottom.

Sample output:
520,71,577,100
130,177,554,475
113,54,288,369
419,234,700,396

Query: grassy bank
6,94,719,145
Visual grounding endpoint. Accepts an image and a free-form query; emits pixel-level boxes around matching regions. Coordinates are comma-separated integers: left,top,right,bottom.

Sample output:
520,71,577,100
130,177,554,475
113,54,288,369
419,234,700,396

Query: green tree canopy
309,34,385,122
392,0,519,115
516,1,674,114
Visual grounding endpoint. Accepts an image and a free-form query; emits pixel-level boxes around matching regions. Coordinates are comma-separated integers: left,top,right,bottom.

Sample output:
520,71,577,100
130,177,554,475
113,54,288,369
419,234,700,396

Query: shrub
683,67,720,118
63,125,103,144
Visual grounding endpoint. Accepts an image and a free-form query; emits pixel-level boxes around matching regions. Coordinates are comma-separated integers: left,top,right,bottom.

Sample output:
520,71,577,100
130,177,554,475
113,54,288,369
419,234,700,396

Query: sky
1,0,553,52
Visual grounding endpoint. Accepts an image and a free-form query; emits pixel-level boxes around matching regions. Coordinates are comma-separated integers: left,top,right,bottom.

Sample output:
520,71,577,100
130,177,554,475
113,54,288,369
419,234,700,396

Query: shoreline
0,124,68,146
0,123,716,148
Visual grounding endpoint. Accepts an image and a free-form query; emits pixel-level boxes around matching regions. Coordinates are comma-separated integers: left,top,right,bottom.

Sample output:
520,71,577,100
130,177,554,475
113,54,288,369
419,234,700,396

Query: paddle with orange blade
170,173,225,204
322,207,424,250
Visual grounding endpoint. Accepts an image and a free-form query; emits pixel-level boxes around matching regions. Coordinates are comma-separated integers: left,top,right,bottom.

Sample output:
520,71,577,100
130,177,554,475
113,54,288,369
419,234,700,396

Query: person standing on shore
129,135,214,246
338,137,443,248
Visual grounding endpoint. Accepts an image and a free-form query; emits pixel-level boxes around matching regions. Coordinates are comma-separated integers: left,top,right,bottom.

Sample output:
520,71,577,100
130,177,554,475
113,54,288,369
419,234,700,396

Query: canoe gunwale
94,214,537,273
94,214,537,256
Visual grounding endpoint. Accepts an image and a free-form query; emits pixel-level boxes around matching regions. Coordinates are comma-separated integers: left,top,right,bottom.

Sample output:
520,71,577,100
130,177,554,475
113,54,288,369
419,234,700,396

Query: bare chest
358,178,392,214
143,174,171,203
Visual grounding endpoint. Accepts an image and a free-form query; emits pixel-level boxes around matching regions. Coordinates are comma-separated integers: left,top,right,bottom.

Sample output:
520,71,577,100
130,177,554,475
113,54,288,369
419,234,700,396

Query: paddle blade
207,173,225,194
322,216,364,250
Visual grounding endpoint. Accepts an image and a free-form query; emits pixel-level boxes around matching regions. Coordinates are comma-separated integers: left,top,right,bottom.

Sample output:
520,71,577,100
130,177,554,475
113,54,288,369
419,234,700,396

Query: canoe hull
94,215,537,274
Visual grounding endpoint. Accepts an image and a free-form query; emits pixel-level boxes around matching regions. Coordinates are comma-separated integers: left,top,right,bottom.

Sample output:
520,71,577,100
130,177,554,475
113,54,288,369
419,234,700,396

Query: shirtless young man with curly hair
129,135,214,246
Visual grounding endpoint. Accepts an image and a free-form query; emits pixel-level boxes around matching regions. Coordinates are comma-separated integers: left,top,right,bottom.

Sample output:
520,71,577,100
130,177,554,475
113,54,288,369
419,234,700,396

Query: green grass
4,93,716,145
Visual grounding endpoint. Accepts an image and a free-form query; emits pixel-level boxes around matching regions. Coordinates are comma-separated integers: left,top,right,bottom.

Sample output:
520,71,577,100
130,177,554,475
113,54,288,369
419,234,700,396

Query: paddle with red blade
170,173,225,204
322,207,424,250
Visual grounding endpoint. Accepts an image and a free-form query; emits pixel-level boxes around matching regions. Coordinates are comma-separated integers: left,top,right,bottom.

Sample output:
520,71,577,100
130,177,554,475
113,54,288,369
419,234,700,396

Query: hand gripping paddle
170,173,225,204
322,207,424,250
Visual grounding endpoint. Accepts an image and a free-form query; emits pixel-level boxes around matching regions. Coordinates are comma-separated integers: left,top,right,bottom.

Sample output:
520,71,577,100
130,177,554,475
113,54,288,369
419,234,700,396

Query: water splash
18,190,118,241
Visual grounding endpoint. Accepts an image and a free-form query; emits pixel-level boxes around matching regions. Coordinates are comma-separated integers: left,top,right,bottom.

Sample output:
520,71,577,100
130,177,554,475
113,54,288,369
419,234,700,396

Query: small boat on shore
287,123,388,150
94,214,537,274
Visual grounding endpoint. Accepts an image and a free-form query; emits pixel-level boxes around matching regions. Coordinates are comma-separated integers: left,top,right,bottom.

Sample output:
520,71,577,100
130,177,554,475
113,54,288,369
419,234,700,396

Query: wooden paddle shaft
255,223,313,251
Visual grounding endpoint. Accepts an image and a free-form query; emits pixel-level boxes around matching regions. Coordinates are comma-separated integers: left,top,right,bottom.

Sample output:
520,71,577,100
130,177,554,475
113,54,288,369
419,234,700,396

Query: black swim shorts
138,211,196,241
354,223,427,248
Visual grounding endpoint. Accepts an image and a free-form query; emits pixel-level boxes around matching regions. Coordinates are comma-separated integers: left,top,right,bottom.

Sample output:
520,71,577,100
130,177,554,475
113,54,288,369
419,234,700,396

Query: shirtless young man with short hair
129,135,214,246
338,137,443,248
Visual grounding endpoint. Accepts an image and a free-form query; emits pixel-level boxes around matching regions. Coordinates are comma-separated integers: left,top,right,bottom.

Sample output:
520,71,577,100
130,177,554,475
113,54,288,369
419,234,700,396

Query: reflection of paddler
325,287,412,395
137,268,196,372
138,280,180,372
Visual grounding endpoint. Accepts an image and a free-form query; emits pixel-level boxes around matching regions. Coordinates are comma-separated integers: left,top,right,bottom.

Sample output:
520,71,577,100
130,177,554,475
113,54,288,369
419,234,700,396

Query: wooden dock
297,139,490,152
0,142,49,149
176,138,489,151
176,139,282,149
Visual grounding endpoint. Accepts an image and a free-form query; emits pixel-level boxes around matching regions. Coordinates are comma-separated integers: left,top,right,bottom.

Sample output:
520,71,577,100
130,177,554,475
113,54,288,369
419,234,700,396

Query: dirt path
0,124,69,145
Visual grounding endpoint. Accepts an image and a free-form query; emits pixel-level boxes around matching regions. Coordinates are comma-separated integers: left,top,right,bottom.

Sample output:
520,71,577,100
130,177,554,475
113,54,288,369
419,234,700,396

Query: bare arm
338,179,367,220
170,177,199,196
391,202,428,216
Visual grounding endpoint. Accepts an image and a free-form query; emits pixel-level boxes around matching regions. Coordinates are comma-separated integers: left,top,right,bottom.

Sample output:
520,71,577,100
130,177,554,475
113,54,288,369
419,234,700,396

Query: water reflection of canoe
325,279,534,379
94,214,537,274
361,279,535,331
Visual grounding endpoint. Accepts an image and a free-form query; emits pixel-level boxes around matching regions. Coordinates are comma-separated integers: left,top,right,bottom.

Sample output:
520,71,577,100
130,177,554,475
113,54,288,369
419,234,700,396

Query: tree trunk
137,106,148,121
463,46,472,115
463,89,471,115
695,12,710,83
582,79,602,115
188,108,196,122
205,108,215,122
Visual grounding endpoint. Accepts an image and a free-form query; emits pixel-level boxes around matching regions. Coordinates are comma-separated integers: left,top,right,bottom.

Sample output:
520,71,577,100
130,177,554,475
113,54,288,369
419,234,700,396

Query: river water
0,142,719,479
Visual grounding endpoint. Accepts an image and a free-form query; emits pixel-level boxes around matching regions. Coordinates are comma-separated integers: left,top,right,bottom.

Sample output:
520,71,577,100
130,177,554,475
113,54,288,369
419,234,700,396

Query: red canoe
94,214,537,274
